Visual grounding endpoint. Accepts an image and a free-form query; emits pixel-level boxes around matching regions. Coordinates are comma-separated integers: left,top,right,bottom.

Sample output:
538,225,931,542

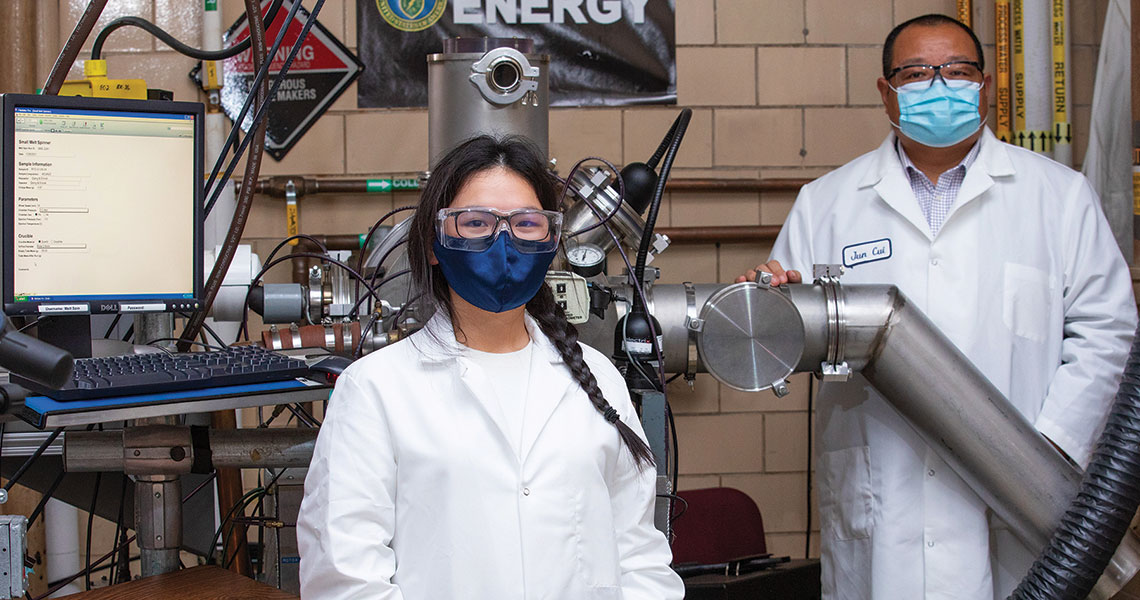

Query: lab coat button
928,469,935,477
522,487,531,496
927,540,935,547
930,258,940,266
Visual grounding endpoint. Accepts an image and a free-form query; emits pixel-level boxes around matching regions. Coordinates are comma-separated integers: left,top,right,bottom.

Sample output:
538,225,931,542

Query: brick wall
45,0,1111,562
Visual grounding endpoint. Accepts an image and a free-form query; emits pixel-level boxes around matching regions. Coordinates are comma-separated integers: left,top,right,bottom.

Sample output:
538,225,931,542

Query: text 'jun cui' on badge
842,238,892,268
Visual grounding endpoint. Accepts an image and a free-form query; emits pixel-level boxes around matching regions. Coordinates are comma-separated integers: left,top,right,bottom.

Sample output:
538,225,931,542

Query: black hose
90,0,284,61
1010,325,1140,599
178,0,277,352
631,108,691,310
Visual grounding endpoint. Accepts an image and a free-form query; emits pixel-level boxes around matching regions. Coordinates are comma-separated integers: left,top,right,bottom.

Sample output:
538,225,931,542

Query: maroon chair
670,487,768,565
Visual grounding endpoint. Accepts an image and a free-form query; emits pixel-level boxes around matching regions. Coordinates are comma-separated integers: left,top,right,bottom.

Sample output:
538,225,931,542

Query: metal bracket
814,264,851,382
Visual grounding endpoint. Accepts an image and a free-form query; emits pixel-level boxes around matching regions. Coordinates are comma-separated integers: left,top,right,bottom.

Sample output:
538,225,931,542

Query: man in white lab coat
742,14,1137,600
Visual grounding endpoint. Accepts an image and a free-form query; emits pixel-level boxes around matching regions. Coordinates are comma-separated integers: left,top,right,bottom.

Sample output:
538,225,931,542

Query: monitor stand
38,314,93,359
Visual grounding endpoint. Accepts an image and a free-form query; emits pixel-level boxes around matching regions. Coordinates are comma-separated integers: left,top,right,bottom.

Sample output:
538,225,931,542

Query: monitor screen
1,94,203,316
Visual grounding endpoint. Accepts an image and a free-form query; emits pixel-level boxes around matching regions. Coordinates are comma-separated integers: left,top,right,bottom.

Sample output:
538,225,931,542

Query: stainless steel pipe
64,428,318,472
785,283,1140,598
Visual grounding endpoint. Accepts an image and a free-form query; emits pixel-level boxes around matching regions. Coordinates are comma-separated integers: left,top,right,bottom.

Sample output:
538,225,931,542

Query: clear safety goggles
436,207,563,253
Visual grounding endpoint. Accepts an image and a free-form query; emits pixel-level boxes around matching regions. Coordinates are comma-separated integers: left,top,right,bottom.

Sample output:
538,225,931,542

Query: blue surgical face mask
432,233,557,313
889,78,983,148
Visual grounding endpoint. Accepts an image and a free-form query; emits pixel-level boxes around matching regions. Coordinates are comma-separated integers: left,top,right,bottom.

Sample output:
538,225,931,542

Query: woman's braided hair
408,135,655,469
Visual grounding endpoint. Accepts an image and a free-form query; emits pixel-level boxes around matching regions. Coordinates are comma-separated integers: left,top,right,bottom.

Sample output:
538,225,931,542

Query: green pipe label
366,178,421,192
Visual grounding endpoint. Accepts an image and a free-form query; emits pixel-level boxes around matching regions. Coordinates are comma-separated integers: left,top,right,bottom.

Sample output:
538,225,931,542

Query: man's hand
735,260,802,286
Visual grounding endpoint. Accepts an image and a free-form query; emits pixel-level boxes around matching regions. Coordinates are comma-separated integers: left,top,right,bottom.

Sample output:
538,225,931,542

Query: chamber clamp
469,47,540,106
682,282,700,388
814,264,851,382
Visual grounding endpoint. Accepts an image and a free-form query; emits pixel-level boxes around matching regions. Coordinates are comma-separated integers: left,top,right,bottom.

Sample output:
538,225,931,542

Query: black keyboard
12,346,312,401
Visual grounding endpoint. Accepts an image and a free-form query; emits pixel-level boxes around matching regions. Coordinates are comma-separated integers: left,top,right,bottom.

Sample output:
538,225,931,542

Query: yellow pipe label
958,0,972,27
286,199,299,245
1051,0,1069,145
996,0,1013,142
1015,130,1054,152
1133,166,1140,217
1012,0,1026,133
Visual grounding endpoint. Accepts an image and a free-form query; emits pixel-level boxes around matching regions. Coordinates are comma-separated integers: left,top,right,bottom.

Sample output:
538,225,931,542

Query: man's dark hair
882,14,985,78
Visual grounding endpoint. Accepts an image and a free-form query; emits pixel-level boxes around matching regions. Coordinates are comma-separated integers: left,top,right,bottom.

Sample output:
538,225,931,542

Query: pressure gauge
566,243,606,277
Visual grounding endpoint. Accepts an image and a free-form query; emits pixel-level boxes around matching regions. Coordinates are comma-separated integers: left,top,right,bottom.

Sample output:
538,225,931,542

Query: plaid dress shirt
897,140,981,236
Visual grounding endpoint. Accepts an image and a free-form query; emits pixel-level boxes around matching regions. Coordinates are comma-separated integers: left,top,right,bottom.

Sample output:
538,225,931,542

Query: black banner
356,0,676,108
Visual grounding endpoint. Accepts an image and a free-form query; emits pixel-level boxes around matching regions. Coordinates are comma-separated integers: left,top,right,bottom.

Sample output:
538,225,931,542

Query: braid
527,285,655,469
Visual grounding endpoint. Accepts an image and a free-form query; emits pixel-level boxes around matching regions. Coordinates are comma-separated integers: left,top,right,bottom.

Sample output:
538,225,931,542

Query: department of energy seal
377,0,447,32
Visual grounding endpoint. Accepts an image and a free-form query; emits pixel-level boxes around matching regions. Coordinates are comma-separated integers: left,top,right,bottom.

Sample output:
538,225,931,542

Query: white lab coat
296,312,683,600
770,128,1137,600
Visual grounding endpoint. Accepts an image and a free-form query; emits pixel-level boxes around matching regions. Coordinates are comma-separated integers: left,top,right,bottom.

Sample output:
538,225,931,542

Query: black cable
49,555,137,588
90,0,284,60
4,429,63,493
356,206,417,315
201,0,307,216
348,268,410,319
805,374,814,559
285,403,319,428
109,468,126,586
85,441,102,590
354,311,380,359
560,157,626,239
261,234,331,270
177,312,229,350
17,318,43,333
144,337,227,352
237,251,380,343
102,314,122,339
667,401,679,496
203,0,325,218
27,470,67,529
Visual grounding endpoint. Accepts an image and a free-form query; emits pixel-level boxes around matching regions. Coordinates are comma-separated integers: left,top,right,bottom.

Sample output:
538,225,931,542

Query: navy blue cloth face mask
433,233,558,313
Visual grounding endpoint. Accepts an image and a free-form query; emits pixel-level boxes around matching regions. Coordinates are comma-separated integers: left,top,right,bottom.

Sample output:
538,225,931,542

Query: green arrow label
366,179,393,192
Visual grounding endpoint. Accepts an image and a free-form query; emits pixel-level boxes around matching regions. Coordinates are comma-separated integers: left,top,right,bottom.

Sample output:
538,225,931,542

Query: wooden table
56,566,298,600
683,558,822,600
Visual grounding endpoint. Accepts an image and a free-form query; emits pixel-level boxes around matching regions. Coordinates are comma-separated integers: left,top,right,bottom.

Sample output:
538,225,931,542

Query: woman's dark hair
408,135,654,468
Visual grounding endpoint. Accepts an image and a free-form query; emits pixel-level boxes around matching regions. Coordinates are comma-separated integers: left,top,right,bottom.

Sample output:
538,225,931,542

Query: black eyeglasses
886,61,984,88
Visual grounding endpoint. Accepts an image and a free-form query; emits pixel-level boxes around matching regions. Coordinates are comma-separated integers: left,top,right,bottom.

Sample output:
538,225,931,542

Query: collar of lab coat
413,310,576,462
413,310,566,366
858,127,1016,240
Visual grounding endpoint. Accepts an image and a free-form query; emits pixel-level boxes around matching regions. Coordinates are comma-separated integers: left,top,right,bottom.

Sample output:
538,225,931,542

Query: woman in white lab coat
296,135,684,600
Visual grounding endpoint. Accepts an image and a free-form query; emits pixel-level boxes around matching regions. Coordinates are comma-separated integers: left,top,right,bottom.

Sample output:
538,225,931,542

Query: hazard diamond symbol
222,0,363,160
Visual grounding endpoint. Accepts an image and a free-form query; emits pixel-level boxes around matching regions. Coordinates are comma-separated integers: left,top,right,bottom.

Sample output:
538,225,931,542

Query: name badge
842,238,892,268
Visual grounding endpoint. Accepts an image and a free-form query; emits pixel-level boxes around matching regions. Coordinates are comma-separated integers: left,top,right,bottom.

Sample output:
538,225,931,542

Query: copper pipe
251,177,811,198
290,235,363,285
657,225,781,244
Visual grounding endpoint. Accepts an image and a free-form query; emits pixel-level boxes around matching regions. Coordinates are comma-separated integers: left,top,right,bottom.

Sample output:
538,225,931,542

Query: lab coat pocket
819,446,874,541
1002,263,1051,343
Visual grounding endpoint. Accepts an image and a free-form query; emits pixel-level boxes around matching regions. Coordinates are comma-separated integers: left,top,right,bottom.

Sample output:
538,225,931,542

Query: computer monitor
0,94,204,357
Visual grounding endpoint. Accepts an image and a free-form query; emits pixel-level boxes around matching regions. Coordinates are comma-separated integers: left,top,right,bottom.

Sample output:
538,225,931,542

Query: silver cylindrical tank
427,38,549,164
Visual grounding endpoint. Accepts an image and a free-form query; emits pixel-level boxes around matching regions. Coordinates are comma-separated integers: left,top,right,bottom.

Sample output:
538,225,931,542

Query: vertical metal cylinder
427,38,549,164
135,475,182,577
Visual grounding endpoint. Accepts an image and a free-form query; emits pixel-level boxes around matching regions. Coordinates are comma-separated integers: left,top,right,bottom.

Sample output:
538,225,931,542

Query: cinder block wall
47,0,1110,561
